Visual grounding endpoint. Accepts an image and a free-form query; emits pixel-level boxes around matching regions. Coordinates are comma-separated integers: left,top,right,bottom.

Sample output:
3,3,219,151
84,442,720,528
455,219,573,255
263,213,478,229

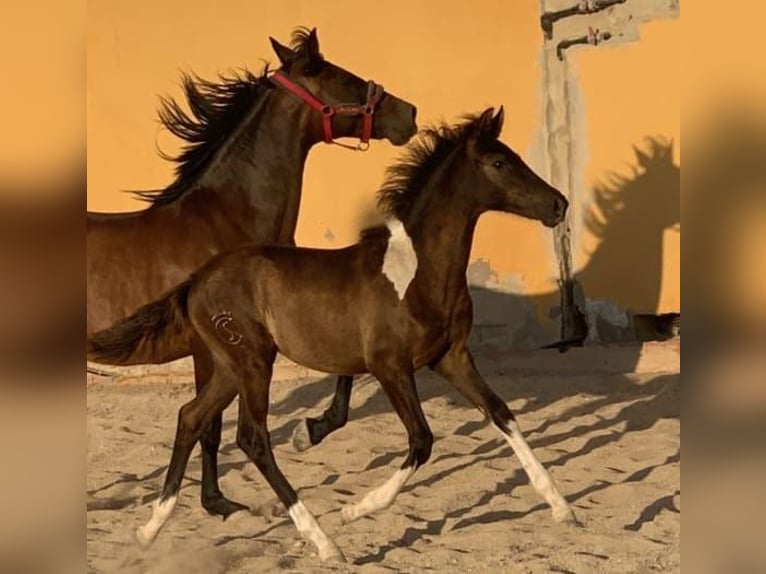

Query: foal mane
376,114,484,220
132,27,319,208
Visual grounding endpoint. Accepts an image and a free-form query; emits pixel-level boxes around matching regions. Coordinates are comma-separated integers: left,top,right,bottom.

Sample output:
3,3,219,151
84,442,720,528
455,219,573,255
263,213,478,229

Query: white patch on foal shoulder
382,218,418,300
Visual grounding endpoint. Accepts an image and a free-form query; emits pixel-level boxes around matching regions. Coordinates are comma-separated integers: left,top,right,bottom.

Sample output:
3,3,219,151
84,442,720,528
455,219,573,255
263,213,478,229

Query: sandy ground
87,340,680,573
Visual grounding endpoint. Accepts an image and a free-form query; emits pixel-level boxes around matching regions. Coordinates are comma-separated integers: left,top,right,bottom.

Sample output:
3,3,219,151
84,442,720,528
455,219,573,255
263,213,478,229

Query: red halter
270,70,385,151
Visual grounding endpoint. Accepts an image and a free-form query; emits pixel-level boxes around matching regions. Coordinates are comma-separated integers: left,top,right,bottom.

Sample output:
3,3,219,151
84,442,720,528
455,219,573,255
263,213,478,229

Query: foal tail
87,281,193,365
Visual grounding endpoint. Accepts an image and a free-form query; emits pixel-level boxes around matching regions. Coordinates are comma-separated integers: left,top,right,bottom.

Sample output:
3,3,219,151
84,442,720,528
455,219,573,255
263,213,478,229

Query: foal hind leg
292,375,354,452
232,333,346,562
135,373,236,548
341,366,433,523
193,339,248,519
434,345,577,525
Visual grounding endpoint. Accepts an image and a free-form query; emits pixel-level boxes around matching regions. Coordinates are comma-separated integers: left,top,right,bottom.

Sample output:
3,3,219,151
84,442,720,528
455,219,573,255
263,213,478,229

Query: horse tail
87,280,193,365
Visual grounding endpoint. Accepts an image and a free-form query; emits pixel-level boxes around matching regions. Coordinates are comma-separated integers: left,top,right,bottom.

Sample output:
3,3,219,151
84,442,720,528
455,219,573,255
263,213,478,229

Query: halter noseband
270,70,385,151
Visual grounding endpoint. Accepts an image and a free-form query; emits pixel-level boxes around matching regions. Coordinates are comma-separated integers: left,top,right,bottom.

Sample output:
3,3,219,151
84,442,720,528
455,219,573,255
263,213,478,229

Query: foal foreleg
434,347,577,525
292,375,354,452
341,370,432,523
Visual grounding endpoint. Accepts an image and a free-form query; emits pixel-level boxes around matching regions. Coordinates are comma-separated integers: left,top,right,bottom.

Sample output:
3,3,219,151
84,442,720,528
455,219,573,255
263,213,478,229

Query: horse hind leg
135,371,237,548
292,375,354,452
192,337,248,519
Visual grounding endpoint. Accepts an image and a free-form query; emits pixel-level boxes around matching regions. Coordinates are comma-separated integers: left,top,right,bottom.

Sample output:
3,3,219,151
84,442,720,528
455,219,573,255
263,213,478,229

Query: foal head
466,107,568,227
270,27,418,145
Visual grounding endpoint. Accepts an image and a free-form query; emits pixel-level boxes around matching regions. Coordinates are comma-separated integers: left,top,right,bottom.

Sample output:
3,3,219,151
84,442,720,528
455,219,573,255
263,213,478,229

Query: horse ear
269,37,294,67
306,28,321,59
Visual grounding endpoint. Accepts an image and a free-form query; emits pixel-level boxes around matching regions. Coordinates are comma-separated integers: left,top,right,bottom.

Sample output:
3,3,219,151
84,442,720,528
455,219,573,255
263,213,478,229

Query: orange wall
574,20,680,313
1,1,83,186
87,1,681,314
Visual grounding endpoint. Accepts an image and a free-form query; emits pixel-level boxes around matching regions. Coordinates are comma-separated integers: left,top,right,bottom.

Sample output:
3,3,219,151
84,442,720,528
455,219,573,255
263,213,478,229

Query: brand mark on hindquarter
211,310,243,345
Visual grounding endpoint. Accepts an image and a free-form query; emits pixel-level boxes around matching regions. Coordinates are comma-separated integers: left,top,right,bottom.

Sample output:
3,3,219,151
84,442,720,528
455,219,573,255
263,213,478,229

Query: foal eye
492,160,505,169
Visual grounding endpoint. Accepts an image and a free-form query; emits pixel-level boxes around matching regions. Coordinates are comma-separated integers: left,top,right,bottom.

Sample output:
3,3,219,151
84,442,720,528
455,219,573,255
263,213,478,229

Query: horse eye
492,160,504,169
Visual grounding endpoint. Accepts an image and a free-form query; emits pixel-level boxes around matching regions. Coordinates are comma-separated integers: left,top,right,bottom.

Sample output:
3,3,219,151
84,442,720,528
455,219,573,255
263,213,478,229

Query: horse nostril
411,106,418,125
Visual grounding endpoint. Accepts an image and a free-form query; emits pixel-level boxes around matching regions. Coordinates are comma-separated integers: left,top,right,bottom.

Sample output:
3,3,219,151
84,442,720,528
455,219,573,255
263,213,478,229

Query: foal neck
404,157,481,299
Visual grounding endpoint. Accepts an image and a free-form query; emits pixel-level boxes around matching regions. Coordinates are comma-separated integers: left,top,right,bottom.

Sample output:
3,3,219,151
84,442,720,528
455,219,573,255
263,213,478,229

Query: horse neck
407,159,480,301
180,91,316,244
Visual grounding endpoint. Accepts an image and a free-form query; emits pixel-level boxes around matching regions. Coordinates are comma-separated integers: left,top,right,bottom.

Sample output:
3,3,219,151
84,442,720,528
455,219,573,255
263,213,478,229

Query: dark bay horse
87,27,417,518
89,108,576,561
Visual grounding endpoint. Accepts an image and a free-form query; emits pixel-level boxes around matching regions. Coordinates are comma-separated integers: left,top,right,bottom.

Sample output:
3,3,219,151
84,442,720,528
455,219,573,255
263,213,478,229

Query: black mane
131,66,272,207
376,114,484,220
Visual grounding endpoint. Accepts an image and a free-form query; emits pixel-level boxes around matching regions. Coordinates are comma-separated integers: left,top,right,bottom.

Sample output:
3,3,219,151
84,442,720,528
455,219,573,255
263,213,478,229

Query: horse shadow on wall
469,135,681,353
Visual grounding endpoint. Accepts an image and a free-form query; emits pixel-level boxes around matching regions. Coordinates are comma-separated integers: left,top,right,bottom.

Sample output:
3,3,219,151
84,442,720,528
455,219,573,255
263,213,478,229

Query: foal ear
476,107,502,140
490,106,505,139
477,106,504,140
476,107,495,132
269,37,295,68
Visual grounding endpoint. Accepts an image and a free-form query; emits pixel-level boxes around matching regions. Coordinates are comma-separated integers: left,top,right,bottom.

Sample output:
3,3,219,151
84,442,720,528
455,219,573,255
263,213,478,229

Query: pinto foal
89,107,577,561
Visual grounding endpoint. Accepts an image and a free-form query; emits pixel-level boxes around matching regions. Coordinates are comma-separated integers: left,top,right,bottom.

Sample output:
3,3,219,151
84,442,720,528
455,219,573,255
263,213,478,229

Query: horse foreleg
292,375,354,452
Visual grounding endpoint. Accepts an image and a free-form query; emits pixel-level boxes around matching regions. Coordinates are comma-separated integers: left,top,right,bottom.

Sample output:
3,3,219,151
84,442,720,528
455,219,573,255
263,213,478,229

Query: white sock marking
288,500,345,562
135,495,177,547
492,422,575,522
382,218,418,300
342,466,415,522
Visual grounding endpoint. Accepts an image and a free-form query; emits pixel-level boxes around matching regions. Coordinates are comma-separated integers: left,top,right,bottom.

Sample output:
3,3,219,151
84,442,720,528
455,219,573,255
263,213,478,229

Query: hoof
134,526,154,549
202,494,250,521
340,504,360,524
553,506,582,527
318,543,347,563
256,497,287,521
292,420,314,453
